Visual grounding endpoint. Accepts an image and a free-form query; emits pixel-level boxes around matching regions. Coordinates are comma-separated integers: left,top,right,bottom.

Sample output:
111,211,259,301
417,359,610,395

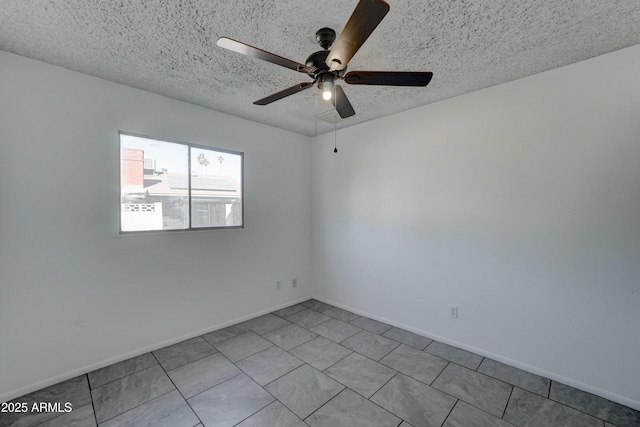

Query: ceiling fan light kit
318,73,335,100
216,0,433,120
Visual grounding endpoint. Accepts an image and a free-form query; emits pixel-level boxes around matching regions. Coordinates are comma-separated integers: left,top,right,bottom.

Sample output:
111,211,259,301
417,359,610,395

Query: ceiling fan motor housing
306,30,346,79
305,50,330,73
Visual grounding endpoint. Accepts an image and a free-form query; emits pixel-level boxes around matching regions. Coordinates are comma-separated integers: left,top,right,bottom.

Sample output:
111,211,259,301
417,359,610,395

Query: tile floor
2,299,639,427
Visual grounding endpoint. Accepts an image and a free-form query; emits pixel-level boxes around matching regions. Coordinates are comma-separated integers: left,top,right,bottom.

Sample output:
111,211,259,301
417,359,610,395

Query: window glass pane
120,134,188,231
190,147,243,228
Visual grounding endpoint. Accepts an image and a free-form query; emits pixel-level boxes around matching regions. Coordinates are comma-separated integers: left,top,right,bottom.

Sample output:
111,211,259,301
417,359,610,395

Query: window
119,132,243,232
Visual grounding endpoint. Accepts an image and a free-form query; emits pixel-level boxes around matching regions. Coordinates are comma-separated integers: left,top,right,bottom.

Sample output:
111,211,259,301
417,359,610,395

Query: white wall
2,44,639,410
0,51,312,401
312,45,640,409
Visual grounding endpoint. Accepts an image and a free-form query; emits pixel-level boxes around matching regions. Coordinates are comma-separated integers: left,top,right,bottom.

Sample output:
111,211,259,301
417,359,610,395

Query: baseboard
0,296,311,404
311,295,640,412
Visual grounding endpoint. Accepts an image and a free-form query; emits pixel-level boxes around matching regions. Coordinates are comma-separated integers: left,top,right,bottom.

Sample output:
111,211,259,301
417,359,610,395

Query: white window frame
119,131,244,233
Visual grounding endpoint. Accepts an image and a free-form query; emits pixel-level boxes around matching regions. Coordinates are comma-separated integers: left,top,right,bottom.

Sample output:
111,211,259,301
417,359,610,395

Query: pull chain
315,90,318,137
334,119,338,153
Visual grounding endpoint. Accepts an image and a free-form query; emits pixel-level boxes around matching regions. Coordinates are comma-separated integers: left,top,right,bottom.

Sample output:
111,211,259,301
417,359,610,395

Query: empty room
1,1,639,426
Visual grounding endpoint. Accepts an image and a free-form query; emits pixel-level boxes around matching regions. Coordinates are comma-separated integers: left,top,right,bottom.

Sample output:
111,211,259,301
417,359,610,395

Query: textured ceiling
1,1,639,136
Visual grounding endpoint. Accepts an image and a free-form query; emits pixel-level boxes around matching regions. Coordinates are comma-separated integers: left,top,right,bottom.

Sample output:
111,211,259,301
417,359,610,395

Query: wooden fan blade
326,0,390,72
217,37,312,74
331,85,356,118
254,82,314,105
344,71,433,86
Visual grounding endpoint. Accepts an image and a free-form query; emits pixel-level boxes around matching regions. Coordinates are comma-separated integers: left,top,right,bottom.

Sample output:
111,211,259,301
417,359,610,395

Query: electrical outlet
449,306,458,319
276,281,281,290
292,278,297,288
73,321,86,336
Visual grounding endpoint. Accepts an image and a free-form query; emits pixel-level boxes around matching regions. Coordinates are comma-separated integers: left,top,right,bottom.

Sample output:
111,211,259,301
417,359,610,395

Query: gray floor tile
236,401,306,427
188,374,274,427
443,400,515,427
349,316,393,334
382,327,432,350
167,352,241,398
324,353,397,398
380,344,449,385
201,324,249,345
286,309,331,329
265,364,344,419
272,304,308,318
240,313,291,335
37,404,96,427
425,341,484,370
87,353,157,389
153,337,217,371
213,331,273,362
91,365,175,423
289,336,353,371
371,373,457,427
322,307,359,322
100,390,199,427
300,299,334,312
341,331,400,361
309,318,362,343
0,376,91,427
432,363,512,418
478,359,549,397
262,323,317,350
504,387,603,427
550,381,640,427
7,312,638,427
306,389,401,427
235,346,304,386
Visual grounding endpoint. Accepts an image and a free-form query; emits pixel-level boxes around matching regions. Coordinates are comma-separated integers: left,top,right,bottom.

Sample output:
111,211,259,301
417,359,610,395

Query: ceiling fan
216,0,433,119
